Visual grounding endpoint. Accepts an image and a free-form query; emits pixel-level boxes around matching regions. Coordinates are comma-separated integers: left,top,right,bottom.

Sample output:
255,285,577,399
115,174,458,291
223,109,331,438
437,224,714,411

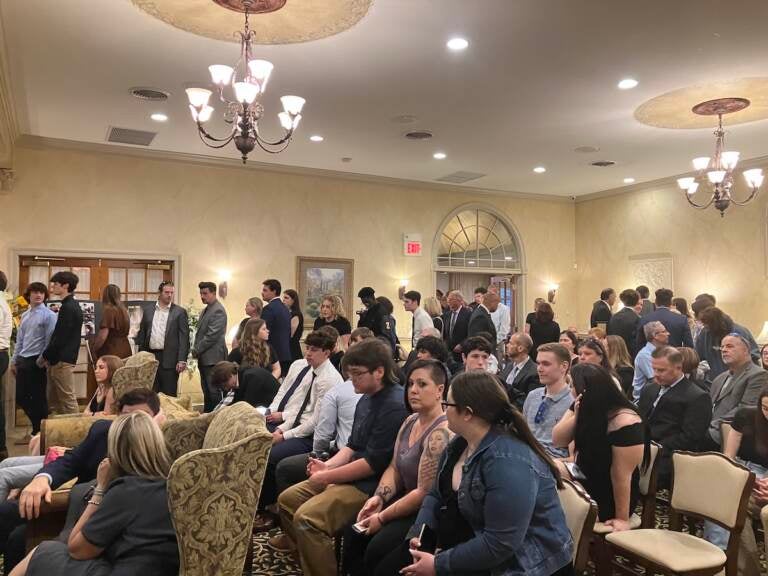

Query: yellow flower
15,296,28,307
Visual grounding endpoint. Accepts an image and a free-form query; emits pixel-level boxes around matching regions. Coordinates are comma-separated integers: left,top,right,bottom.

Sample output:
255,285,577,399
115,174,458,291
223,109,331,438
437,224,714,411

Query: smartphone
417,523,437,554
255,406,270,416
564,462,587,481
352,521,368,534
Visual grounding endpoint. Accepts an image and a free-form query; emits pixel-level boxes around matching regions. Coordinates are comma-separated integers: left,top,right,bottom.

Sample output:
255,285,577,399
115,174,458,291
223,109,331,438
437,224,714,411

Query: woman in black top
18,411,178,576
422,296,445,334
606,336,634,400
558,330,579,367
232,297,263,349
313,295,352,348
228,319,281,379
552,363,647,529
726,388,768,471
84,355,124,416
282,289,304,362
528,302,560,361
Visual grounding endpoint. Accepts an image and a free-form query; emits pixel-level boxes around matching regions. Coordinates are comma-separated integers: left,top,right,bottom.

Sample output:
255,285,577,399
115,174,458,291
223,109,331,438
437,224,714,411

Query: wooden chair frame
606,450,755,576
560,479,599,573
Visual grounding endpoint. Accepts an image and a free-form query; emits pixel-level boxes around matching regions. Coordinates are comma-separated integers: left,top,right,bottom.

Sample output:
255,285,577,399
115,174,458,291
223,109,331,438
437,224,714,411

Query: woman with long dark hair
671,297,695,335
552,363,646,530
695,306,759,380
281,289,304,362
528,302,560,361
93,284,131,359
558,330,579,366
229,318,280,380
391,371,573,576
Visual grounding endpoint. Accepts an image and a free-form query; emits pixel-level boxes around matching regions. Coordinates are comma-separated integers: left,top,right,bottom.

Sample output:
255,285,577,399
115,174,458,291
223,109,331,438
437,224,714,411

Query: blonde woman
229,318,281,380
422,296,444,334
606,335,634,399
313,294,352,348
232,296,264,349
13,411,178,576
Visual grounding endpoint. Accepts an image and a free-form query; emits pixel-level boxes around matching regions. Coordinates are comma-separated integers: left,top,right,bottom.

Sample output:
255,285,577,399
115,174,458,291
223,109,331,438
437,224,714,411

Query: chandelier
185,0,305,164
676,97,763,216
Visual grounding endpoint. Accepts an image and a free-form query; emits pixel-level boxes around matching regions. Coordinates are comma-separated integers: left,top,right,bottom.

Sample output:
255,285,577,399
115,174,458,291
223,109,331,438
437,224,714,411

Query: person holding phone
387,371,573,576
343,359,450,576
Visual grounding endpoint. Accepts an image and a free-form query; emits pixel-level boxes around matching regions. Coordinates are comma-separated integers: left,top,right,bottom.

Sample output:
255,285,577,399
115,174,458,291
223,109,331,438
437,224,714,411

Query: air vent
391,114,418,124
435,171,486,184
106,127,157,146
591,160,616,167
129,87,170,101
574,146,600,153
404,130,433,141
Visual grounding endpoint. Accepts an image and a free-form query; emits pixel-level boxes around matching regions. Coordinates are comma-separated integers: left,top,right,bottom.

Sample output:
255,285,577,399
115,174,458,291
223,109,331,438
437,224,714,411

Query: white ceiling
4,0,768,197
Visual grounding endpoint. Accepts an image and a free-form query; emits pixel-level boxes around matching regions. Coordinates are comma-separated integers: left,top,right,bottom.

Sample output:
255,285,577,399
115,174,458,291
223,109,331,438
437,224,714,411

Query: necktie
450,310,458,338
277,365,313,413
507,364,520,385
412,316,417,346
652,386,668,412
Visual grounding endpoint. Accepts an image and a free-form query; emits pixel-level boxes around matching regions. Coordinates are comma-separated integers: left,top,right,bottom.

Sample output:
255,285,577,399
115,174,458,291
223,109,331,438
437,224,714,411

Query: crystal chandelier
676,97,763,217
185,0,305,164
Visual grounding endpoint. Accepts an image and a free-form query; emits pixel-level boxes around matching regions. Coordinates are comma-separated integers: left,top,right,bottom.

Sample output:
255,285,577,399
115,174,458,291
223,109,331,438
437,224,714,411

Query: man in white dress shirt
488,286,511,357
403,290,434,348
0,271,12,458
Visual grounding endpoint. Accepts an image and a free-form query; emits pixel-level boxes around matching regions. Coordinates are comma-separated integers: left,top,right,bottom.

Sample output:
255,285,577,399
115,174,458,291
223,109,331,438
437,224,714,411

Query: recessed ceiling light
468,260,476,265
617,78,639,90
504,256,513,261
150,113,168,122
433,152,447,160
623,177,636,184
310,135,324,142
446,37,469,51
533,166,547,174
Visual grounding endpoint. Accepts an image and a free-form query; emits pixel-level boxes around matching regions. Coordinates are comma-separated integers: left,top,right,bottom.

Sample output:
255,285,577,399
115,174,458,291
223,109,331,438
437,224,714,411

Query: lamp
547,284,559,304
398,278,409,301
217,269,231,299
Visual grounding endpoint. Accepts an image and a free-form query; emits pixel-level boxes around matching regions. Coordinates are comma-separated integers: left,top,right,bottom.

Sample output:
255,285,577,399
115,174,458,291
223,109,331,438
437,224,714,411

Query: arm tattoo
418,428,451,492
375,485,394,503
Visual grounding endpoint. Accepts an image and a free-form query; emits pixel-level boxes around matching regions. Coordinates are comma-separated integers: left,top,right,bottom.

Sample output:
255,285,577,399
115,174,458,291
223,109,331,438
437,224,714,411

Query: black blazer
499,358,542,408
441,307,472,356
637,378,712,485
42,295,83,365
262,298,292,362
636,307,694,350
590,300,612,328
467,306,497,343
136,303,190,369
43,419,111,488
607,307,640,358
234,366,281,408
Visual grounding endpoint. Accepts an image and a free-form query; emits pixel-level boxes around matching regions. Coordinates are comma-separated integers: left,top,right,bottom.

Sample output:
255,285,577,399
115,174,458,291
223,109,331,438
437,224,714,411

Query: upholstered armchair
111,351,159,398
165,402,271,576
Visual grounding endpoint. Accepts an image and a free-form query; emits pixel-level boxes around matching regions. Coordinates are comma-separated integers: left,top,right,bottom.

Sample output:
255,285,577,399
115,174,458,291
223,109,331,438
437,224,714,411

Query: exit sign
404,233,423,257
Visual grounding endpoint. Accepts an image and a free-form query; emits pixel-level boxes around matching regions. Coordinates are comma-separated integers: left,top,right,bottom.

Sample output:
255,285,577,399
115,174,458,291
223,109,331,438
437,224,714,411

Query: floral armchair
164,402,272,576
111,351,159,399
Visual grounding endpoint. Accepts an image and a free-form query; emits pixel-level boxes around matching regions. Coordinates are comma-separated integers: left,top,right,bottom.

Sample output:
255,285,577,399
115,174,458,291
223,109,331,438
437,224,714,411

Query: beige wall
575,171,768,335
0,145,579,337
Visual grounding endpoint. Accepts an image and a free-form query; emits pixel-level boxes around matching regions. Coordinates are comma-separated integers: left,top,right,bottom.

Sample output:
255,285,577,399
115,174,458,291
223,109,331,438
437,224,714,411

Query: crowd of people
2,267,768,575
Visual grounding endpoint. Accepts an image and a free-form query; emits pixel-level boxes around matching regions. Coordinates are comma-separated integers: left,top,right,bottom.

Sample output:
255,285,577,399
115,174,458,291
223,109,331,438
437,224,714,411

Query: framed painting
296,257,354,329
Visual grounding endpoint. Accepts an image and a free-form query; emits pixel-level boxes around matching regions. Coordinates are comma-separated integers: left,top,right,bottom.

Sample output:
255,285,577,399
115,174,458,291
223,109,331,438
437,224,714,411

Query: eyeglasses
347,369,371,379
534,399,551,424
441,401,459,409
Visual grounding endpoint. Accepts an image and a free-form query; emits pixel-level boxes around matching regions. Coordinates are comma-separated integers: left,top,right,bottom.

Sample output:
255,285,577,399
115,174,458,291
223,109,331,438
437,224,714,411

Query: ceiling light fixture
623,177,635,184
446,37,469,51
185,0,305,163
150,113,168,122
310,135,324,142
676,97,762,216
533,166,547,174
617,78,639,90
433,152,447,160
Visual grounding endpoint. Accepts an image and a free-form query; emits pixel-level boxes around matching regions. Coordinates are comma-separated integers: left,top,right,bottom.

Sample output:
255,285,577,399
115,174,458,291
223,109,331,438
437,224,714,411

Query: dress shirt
505,357,530,387
149,302,171,350
0,295,11,349
632,342,656,402
522,384,572,458
269,358,343,440
11,304,56,361
214,389,236,411
449,308,459,337
652,375,685,410
491,302,511,344
411,307,433,347
312,379,362,453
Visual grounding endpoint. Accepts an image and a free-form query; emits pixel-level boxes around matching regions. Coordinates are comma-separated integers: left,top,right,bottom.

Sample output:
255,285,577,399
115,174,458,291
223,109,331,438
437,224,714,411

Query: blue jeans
703,459,768,549
0,456,44,501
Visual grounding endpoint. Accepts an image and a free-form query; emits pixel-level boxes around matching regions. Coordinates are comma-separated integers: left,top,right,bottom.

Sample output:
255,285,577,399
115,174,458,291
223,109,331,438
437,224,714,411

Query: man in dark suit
590,288,615,328
262,278,292,377
499,332,541,408
638,346,712,488
636,285,655,317
1,389,163,572
608,289,642,358
442,290,471,364
193,281,228,412
468,292,497,343
636,288,693,350
136,280,190,396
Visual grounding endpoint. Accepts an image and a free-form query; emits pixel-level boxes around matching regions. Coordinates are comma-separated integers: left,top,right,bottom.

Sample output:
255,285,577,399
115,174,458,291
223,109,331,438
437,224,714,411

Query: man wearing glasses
522,343,572,459
632,321,669,402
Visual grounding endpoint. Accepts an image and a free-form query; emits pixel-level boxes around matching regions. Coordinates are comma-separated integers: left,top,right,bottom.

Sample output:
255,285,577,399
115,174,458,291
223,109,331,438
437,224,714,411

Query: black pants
275,452,310,496
15,357,49,435
0,499,26,573
344,515,416,576
150,350,180,396
198,364,221,413
0,350,7,449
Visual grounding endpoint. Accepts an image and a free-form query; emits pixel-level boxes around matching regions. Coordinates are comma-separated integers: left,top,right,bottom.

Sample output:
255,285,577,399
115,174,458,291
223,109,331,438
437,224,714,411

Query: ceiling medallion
212,0,286,13
676,97,763,217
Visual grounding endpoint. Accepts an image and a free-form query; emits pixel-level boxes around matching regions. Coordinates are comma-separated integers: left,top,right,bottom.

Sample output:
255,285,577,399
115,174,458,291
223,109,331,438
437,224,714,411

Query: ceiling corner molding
16,134,571,204
0,6,20,170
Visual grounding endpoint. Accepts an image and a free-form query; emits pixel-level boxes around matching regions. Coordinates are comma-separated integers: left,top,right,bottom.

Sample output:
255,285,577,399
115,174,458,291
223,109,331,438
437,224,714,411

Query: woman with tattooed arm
343,359,451,576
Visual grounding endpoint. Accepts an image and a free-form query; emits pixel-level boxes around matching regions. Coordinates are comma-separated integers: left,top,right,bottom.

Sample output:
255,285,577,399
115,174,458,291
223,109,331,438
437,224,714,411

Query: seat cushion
593,514,641,534
606,529,727,572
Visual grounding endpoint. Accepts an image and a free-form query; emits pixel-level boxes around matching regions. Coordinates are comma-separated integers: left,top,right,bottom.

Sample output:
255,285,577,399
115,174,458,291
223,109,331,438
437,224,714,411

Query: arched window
435,207,521,270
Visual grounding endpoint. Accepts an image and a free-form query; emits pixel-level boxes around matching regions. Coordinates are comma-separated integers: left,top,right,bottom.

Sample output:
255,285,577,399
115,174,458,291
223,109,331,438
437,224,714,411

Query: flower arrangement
3,292,29,352
184,298,202,373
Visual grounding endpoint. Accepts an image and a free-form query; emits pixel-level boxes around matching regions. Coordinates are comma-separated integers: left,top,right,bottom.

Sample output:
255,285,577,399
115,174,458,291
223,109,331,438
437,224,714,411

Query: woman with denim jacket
393,371,573,576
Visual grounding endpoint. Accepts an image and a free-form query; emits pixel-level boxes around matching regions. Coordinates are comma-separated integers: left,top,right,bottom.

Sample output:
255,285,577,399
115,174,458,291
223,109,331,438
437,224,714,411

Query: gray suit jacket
136,303,190,369
708,362,768,444
193,300,228,367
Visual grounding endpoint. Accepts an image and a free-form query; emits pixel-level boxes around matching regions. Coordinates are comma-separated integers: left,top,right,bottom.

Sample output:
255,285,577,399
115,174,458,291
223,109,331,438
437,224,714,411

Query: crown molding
16,134,574,204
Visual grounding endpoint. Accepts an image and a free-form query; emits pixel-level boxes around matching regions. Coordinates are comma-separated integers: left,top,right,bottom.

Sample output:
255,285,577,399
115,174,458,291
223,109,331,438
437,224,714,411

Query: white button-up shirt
149,302,171,350
0,294,12,350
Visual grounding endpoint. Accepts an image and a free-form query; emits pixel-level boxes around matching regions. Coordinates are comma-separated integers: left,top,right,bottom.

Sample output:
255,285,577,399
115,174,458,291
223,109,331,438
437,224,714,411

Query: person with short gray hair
631,321,669,402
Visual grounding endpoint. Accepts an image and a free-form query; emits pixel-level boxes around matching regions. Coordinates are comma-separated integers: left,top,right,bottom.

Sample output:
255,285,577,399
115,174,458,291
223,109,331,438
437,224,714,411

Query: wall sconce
217,269,231,299
547,283,559,304
398,278,409,300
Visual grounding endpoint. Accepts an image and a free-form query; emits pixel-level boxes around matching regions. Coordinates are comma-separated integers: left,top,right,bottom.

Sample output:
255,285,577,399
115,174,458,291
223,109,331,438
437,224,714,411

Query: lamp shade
692,157,710,171
707,170,726,184
186,88,212,108
677,177,695,190
233,82,259,104
248,59,274,92
721,151,740,170
281,95,306,116
744,168,764,189
209,65,234,86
